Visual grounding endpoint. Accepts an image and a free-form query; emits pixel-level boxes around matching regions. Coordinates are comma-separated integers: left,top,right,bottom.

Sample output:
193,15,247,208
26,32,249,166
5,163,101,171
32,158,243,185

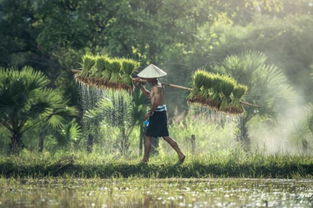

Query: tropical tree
83,87,148,155
214,51,294,149
0,66,76,154
83,95,114,153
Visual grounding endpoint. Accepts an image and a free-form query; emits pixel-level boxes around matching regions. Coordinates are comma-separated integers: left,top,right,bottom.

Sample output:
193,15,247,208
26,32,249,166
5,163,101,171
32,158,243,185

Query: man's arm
139,84,150,97
132,77,150,97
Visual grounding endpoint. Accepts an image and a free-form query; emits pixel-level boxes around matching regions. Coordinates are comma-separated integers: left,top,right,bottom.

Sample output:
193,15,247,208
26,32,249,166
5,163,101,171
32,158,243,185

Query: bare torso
150,83,165,107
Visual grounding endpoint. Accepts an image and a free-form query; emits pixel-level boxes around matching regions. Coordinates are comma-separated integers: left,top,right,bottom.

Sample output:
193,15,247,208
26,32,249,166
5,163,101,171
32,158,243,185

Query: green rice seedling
189,71,226,108
233,84,248,99
120,74,132,87
219,95,232,112
221,76,236,97
188,70,209,104
101,58,113,81
228,84,248,114
109,59,122,83
187,89,198,100
210,75,223,108
80,54,96,77
109,73,120,87
219,76,236,112
121,59,140,75
202,73,214,89
119,59,139,89
104,58,114,72
95,56,106,72
193,70,207,89
90,56,103,78
212,75,224,93
189,71,202,98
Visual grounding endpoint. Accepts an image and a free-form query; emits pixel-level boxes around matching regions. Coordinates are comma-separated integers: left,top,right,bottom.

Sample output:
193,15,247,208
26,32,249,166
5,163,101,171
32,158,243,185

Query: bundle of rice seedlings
99,58,112,81
219,76,236,111
75,54,140,92
202,73,214,90
121,59,140,75
96,56,106,72
188,70,248,114
80,54,96,77
204,74,218,107
228,84,248,114
193,70,207,89
233,84,248,100
109,59,122,86
210,75,224,108
188,70,219,108
221,76,236,97
119,59,140,89
188,70,208,103
90,56,103,78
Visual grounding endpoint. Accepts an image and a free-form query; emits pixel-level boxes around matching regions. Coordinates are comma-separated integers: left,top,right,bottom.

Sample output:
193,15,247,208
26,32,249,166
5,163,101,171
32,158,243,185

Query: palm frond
0,66,77,142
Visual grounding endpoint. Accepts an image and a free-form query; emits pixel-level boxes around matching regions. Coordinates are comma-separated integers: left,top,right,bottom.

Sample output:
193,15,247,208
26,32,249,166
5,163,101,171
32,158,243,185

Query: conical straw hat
137,64,167,78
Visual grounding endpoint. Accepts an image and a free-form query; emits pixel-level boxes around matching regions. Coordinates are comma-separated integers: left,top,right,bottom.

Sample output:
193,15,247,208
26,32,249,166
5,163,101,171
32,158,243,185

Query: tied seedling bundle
187,70,248,114
75,54,140,92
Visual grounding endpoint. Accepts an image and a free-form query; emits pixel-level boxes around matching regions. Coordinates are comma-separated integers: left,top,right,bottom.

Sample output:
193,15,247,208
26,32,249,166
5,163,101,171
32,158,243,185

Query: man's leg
142,136,152,163
162,136,185,162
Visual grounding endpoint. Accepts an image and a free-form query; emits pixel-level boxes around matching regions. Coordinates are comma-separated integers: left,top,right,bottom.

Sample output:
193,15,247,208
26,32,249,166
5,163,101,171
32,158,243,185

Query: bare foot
177,154,186,165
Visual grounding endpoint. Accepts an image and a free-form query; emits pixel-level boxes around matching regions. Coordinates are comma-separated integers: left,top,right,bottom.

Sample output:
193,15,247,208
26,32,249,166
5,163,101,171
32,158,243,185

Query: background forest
1,0,313,158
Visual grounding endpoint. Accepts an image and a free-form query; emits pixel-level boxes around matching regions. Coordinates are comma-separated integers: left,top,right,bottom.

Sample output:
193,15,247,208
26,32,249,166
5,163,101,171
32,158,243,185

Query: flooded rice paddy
0,178,313,207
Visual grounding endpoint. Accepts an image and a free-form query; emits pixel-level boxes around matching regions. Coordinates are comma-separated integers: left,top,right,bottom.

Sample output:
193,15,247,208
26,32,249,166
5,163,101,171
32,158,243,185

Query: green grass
1,151,313,178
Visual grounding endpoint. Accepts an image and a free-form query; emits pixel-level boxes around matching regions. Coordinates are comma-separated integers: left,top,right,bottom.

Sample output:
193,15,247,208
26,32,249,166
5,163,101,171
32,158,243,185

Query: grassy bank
1,151,313,178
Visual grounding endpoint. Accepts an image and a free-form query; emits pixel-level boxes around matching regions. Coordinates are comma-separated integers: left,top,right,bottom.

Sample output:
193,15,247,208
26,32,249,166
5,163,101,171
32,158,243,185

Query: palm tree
214,51,294,149
0,66,77,154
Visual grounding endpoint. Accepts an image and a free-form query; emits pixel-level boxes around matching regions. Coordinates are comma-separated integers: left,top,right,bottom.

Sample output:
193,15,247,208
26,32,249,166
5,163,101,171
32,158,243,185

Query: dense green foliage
0,66,77,154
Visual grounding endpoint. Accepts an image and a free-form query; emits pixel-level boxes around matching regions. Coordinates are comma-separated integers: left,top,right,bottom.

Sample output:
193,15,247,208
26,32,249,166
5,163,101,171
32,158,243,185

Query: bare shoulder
152,85,163,93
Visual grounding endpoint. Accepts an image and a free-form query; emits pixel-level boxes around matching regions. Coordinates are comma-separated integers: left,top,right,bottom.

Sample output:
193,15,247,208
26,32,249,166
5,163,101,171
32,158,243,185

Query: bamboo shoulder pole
71,69,81,73
162,83,192,91
72,70,260,108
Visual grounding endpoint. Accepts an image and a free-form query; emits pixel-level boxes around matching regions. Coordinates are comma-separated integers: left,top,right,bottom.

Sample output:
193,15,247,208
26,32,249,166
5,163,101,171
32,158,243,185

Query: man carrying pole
133,64,186,164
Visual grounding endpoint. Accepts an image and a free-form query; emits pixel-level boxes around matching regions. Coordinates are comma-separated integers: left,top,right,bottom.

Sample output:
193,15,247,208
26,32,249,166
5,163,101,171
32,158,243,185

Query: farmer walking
133,64,185,164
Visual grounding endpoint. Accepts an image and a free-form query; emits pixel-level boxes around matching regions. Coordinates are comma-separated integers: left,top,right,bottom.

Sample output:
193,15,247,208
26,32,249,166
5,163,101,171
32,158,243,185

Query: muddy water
0,178,313,207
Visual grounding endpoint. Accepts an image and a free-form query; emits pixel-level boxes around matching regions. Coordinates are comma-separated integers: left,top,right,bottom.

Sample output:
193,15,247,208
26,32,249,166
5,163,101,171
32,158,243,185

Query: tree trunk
38,130,45,153
237,117,250,151
10,131,23,154
87,134,94,153
120,126,130,156
139,125,144,156
191,134,196,155
302,139,308,153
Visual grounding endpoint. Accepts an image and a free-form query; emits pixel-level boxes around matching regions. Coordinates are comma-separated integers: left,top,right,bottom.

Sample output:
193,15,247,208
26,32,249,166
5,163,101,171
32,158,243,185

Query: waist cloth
145,105,169,137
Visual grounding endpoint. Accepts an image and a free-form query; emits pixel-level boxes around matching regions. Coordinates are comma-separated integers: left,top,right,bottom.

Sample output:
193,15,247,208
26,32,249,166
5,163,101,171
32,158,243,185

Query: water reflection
0,178,313,207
